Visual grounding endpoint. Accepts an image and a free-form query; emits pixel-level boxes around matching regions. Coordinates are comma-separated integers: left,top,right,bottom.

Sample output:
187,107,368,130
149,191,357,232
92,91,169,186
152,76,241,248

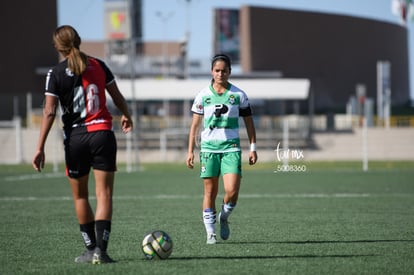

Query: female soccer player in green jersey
186,54,258,244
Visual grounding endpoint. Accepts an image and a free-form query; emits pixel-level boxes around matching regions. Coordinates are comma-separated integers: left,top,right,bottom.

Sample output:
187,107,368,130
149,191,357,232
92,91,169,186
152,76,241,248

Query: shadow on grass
120,239,414,262
167,254,377,261
227,239,414,245
121,253,378,262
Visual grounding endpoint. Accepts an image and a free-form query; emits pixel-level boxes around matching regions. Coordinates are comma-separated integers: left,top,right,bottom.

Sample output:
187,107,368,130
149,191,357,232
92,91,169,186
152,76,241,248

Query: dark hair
211,54,232,71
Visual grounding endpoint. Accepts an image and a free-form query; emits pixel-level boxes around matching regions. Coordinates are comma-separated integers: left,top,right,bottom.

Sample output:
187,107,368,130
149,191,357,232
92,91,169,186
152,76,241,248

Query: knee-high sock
80,221,96,251
203,208,216,234
96,220,111,252
220,202,236,220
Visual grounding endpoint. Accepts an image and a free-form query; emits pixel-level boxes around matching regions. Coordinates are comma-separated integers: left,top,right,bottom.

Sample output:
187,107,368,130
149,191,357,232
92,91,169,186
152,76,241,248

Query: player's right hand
186,152,194,169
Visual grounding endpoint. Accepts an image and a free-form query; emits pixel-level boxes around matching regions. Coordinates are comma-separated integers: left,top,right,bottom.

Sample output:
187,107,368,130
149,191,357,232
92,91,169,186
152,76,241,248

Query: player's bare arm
106,81,133,133
186,113,202,169
32,95,58,172
243,115,258,165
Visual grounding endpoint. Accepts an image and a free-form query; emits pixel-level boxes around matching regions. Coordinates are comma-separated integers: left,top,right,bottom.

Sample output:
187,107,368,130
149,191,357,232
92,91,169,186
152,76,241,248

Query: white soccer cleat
206,233,217,244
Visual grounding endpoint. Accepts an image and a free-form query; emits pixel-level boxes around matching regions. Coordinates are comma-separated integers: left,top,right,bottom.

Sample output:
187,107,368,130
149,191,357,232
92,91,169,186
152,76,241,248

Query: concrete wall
1,126,413,165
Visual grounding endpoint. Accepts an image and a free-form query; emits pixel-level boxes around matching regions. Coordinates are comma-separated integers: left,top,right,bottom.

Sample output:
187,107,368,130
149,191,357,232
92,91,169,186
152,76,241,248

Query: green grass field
1,161,414,274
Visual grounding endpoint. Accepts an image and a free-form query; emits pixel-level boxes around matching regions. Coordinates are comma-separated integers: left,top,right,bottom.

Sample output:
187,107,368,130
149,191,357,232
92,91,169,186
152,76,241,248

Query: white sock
203,208,216,234
220,202,236,221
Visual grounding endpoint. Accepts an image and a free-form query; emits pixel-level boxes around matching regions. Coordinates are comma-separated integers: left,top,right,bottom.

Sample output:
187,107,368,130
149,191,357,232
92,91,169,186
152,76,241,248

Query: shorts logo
201,165,206,173
69,169,79,175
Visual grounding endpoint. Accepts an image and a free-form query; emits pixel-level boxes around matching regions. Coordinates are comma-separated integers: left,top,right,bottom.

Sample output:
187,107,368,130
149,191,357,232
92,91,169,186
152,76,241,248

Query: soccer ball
141,230,173,260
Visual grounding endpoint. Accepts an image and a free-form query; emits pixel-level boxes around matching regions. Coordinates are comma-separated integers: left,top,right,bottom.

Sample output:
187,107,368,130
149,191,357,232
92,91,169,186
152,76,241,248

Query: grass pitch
1,161,414,274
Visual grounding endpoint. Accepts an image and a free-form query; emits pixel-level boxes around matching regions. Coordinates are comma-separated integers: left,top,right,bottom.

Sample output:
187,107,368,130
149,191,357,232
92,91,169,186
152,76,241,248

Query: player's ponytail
67,46,88,76
53,25,88,76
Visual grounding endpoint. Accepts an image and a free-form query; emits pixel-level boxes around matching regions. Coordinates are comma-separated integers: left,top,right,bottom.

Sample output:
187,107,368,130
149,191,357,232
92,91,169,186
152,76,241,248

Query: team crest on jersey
228,95,236,105
65,68,74,77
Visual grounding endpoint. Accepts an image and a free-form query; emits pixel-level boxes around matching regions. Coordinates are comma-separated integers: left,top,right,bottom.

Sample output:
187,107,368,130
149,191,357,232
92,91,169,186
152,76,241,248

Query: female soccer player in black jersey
32,25,133,264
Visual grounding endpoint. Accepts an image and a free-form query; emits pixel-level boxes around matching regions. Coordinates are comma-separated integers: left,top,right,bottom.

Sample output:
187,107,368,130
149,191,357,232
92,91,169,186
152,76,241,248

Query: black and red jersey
45,57,114,133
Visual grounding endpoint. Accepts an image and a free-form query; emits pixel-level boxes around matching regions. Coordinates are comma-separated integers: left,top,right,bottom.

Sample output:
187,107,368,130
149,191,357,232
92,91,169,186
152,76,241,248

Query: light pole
156,11,174,78
183,0,191,79
127,0,139,172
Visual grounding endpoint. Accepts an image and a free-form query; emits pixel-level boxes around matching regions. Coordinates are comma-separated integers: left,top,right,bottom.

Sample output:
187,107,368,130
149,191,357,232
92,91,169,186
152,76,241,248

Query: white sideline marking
0,193,375,202
241,193,372,198
4,173,65,182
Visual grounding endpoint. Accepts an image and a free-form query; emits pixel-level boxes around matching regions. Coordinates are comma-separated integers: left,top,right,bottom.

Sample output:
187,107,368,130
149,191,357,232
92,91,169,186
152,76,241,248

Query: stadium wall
240,6,410,112
1,126,413,164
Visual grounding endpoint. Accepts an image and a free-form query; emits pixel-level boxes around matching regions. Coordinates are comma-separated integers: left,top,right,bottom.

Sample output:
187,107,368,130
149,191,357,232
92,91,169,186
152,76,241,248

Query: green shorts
199,151,242,178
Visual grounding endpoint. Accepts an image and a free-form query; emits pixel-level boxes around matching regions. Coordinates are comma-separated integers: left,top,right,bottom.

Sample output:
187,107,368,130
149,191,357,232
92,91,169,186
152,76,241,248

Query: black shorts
64,130,117,178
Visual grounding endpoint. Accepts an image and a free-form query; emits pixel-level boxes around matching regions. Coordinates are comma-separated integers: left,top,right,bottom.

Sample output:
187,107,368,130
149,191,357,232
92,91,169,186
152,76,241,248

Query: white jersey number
73,84,100,118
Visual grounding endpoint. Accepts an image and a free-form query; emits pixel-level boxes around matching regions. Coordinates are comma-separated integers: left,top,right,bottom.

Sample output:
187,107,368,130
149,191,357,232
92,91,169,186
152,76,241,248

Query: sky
58,0,413,99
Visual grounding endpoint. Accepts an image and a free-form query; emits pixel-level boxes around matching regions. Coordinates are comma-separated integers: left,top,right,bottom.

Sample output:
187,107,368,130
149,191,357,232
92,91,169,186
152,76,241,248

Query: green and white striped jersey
191,83,252,153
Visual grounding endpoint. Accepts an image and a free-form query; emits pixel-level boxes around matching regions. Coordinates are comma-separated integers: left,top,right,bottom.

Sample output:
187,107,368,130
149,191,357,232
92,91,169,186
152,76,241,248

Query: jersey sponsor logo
72,118,109,128
213,104,228,117
209,104,229,130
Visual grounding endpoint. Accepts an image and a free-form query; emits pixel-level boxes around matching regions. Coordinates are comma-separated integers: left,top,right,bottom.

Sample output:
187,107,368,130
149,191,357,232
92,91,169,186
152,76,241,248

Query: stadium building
0,2,410,119
0,1,412,164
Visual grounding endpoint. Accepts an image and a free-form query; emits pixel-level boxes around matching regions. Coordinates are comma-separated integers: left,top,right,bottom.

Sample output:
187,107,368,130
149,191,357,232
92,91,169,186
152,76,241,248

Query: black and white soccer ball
141,230,173,260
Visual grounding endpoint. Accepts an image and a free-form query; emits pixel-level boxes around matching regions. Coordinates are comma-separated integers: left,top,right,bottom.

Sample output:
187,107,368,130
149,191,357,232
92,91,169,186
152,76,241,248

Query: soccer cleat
206,233,217,244
219,212,230,240
92,247,115,264
74,249,95,263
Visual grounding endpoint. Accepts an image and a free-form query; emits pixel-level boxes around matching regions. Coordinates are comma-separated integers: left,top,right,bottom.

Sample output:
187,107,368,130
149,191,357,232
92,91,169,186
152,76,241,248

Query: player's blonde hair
53,25,88,76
